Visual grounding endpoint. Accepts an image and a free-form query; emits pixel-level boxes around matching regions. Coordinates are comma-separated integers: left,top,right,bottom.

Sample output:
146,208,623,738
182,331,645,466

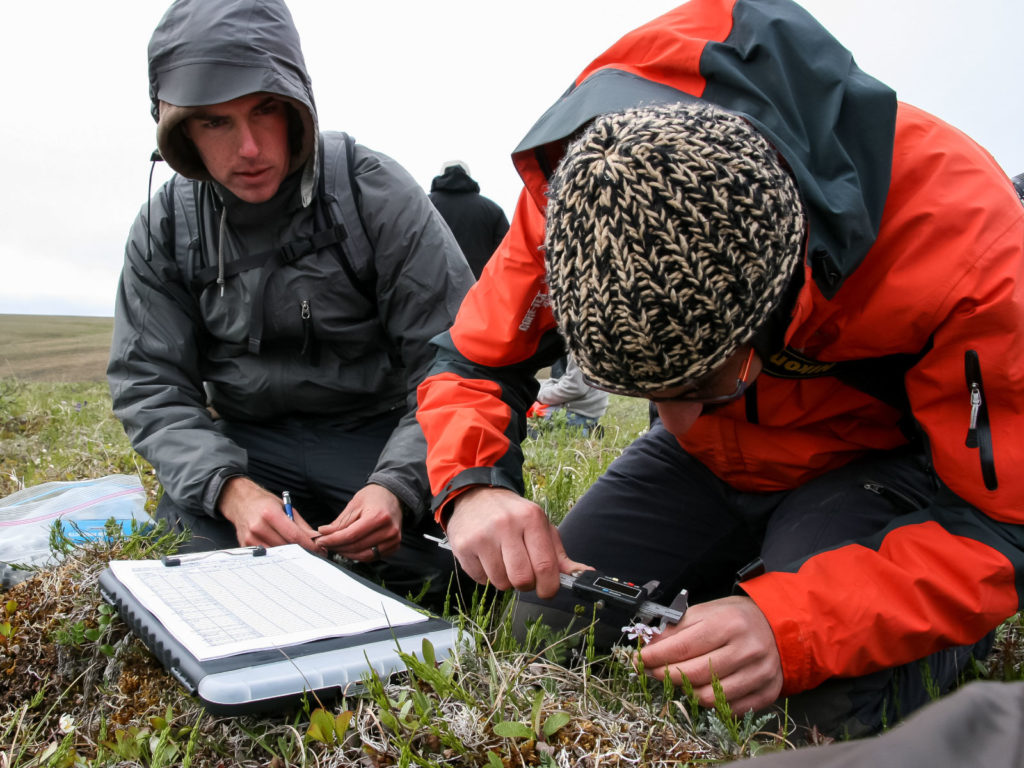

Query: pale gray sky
1,0,1021,317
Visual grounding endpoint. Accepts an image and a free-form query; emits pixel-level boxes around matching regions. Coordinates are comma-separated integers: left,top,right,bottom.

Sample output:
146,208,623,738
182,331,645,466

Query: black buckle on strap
280,238,314,264
279,224,346,265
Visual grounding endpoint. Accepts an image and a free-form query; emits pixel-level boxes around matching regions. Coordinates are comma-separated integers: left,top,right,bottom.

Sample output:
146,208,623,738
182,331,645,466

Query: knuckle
504,564,536,591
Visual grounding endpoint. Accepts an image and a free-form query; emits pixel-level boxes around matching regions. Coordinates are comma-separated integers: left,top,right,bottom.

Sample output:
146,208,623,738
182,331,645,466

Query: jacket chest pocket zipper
862,482,924,512
964,349,997,490
300,300,320,365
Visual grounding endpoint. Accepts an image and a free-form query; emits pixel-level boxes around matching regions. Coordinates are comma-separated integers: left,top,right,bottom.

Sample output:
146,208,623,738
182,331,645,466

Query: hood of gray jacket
147,0,319,205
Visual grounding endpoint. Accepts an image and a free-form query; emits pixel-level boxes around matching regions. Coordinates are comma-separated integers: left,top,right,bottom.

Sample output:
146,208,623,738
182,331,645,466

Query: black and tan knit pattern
545,102,805,393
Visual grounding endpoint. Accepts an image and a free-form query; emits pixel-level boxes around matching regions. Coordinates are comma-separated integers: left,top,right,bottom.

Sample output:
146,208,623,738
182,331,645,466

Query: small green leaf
486,751,505,768
398,698,415,727
305,723,326,744
412,689,432,717
493,721,534,740
149,716,167,731
421,637,436,667
542,712,571,738
334,710,353,735
309,708,336,742
100,644,115,657
84,628,101,642
379,709,400,733
0,621,11,638
530,688,545,734
5,599,16,615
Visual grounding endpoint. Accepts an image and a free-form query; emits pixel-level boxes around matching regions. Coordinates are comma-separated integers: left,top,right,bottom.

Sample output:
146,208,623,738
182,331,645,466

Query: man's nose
237,121,260,157
654,400,703,439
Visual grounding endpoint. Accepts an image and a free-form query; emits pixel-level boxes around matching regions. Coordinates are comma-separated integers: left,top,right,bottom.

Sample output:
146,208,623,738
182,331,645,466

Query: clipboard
98,545,457,715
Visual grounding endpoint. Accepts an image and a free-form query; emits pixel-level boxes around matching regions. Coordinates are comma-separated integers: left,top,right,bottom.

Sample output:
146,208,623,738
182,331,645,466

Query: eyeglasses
584,346,757,404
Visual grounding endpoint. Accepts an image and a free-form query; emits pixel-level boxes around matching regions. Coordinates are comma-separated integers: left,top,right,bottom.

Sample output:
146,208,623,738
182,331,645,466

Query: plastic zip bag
0,474,154,588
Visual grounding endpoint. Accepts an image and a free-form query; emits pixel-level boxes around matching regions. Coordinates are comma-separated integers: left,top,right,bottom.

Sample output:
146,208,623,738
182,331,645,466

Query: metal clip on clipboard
161,545,267,567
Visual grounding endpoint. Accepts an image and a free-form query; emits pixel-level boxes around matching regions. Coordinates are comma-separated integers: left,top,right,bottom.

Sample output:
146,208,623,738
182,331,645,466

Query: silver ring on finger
371,544,380,560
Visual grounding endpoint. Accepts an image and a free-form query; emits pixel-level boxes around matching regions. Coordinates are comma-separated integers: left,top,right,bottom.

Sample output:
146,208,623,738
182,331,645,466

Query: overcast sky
2,0,1021,317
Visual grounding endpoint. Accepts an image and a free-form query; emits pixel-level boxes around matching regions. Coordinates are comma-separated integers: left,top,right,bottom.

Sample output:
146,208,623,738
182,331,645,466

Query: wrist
439,485,484,530
217,476,261,523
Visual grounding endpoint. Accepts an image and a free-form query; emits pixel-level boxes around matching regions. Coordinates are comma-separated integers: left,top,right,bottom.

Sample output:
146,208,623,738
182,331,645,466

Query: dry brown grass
0,315,113,383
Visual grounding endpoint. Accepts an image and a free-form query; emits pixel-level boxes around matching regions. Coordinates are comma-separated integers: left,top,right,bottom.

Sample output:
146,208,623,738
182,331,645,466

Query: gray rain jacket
108,0,472,521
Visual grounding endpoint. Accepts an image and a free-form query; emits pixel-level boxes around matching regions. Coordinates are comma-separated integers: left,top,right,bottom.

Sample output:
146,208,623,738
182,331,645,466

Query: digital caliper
424,535,689,630
559,570,688,630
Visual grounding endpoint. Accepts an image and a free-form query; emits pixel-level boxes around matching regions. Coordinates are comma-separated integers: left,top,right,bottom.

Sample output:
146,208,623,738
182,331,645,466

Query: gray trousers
513,424,994,737
154,412,464,608
734,681,1024,767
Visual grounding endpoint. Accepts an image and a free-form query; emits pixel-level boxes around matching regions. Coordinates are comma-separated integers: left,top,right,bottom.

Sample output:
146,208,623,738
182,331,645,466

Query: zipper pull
300,299,311,356
966,383,981,448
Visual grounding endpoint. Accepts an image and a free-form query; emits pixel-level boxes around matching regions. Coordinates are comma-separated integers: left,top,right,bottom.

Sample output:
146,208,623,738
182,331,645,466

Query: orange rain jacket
417,0,1024,696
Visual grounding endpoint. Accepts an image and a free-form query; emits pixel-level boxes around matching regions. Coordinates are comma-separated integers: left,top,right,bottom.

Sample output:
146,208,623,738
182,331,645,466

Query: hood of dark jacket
148,0,319,205
511,0,898,299
430,166,481,195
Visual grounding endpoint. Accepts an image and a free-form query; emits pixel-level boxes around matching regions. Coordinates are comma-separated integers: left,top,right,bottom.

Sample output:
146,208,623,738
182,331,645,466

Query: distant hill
0,314,551,385
0,315,114,382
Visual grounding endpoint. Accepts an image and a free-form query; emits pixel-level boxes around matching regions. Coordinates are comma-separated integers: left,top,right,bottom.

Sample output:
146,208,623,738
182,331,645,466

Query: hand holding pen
281,490,327,554
218,478,320,552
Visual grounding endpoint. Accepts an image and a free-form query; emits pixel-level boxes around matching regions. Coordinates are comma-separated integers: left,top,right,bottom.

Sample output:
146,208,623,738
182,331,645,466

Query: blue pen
282,490,294,521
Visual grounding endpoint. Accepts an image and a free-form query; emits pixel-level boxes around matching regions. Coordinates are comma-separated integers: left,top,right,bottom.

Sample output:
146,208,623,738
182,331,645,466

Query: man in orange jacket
416,0,1024,736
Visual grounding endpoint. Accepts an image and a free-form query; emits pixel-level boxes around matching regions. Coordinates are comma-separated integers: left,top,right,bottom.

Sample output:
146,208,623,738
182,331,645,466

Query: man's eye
201,118,227,129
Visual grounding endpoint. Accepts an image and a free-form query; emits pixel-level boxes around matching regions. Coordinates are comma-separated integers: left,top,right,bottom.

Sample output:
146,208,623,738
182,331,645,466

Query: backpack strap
188,224,347,295
317,132,377,304
319,132,406,368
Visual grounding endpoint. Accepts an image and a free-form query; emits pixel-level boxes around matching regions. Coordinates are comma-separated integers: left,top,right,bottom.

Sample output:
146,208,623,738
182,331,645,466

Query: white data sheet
109,544,426,661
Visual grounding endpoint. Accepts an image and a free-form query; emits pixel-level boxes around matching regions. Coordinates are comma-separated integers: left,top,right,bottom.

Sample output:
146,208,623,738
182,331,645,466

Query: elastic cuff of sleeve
431,466,525,527
205,471,245,519
366,473,424,527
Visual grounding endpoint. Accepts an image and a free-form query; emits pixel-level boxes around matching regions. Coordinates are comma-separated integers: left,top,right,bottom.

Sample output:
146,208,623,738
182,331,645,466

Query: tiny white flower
58,713,75,733
621,622,662,645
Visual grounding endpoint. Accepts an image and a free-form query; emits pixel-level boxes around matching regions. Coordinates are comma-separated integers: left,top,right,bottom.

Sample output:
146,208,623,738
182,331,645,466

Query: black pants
154,412,464,608
513,424,993,737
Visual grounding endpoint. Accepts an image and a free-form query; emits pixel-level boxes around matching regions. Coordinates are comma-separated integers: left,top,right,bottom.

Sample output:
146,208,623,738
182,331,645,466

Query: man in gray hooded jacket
108,0,473,595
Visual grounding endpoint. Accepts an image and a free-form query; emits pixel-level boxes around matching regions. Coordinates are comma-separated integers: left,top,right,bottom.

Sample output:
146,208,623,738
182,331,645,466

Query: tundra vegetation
1,317,1021,767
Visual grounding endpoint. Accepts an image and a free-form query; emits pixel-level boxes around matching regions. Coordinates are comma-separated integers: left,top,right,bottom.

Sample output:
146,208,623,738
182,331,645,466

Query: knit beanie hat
545,102,805,393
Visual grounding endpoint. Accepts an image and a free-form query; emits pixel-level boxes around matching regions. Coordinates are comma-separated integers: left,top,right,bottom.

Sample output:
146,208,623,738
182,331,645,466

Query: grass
1,378,1022,767
0,316,114,383
0,380,157,501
